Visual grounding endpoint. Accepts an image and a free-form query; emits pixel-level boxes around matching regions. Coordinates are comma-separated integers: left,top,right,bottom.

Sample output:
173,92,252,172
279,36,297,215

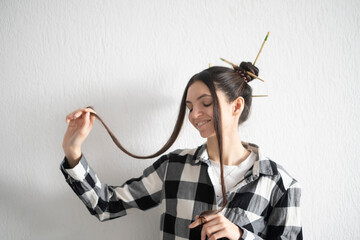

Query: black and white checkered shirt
60,142,302,239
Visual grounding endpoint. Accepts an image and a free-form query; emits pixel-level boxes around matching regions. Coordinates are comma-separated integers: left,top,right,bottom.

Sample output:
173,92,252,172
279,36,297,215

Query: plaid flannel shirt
60,142,302,239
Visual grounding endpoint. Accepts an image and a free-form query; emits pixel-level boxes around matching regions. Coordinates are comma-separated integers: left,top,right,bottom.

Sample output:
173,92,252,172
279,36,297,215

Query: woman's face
186,80,236,139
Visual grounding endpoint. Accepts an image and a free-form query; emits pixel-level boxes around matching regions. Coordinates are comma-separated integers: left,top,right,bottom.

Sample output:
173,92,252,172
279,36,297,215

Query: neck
206,131,250,166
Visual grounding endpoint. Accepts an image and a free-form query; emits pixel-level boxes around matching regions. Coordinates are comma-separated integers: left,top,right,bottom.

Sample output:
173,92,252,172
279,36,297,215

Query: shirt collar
194,141,278,177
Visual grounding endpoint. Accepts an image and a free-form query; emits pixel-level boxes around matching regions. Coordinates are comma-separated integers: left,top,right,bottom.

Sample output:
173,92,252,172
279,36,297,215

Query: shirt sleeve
59,153,169,222
239,181,303,240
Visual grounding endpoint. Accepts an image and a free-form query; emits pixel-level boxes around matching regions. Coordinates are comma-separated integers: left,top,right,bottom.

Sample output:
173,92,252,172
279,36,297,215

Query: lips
196,120,211,128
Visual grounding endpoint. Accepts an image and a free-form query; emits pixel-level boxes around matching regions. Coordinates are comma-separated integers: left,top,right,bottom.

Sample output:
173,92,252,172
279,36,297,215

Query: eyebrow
186,94,212,104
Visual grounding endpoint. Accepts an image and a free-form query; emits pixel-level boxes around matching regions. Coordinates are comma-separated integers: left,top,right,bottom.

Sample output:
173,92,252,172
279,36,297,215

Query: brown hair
89,62,259,218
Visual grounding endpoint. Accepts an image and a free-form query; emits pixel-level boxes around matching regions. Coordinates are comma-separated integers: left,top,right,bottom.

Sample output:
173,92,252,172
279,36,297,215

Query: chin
199,131,216,139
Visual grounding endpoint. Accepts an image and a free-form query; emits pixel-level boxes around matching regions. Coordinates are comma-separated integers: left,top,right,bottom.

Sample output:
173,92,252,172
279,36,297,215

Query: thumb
81,112,91,129
85,112,93,127
89,112,96,126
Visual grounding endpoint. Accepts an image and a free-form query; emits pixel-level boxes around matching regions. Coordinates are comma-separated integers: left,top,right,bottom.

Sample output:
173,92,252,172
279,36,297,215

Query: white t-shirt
208,150,256,203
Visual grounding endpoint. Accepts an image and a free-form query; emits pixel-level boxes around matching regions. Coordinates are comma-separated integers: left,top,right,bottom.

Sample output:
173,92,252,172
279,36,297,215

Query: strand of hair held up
86,106,185,159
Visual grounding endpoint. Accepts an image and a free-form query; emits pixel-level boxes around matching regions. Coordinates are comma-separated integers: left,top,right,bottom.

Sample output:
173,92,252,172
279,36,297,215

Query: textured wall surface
1,0,359,239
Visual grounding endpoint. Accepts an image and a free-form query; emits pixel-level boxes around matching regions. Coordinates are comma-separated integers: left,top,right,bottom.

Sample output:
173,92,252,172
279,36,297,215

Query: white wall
1,0,359,239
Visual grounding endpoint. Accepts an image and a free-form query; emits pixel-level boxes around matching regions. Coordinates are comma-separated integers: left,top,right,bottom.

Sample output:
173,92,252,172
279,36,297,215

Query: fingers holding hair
66,107,97,123
188,214,213,229
189,213,242,240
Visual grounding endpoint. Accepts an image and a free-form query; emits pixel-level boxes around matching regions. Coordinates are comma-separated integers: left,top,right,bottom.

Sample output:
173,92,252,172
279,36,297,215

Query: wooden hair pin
252,95,268,97
253,32,270,66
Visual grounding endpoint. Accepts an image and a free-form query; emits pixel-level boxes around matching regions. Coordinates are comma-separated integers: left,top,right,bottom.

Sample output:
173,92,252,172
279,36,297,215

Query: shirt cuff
60,154,89,181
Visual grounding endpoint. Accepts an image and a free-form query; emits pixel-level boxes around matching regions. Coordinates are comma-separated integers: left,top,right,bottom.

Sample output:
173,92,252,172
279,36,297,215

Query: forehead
186,80,230,105
186,81,211,100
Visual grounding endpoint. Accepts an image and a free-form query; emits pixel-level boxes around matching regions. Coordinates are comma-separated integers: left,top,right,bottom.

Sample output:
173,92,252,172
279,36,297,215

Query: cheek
188,114,194,126
208,109,214,118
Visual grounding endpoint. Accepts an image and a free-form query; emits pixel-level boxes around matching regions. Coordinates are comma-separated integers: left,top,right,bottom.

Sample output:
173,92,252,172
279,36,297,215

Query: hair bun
238,62,259,82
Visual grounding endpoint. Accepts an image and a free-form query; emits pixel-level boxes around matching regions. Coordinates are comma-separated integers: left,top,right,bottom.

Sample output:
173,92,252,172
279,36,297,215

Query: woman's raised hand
62,107,96,167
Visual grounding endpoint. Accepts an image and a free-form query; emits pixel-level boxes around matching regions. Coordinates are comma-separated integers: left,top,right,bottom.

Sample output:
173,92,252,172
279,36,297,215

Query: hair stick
246,71,264,82
252,95,268,97
220,58,237,68
253,32,270,66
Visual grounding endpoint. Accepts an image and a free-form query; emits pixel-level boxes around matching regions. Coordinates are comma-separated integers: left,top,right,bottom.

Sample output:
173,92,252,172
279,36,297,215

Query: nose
190,106,204,118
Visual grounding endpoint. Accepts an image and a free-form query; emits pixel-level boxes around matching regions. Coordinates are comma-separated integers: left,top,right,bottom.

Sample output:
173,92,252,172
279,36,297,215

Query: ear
232,97,245,116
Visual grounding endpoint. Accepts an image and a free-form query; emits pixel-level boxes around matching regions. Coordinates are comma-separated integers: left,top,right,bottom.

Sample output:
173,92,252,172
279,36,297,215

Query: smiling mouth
196,120,211,128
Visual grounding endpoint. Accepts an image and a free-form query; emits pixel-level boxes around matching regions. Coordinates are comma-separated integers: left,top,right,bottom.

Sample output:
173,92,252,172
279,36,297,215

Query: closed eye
187,103,212,112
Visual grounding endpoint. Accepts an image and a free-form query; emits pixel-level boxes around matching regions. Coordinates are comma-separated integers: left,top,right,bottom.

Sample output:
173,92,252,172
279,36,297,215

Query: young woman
60,62,302,240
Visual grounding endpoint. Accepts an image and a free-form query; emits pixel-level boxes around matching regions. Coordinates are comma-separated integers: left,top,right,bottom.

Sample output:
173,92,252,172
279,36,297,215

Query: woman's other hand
188,213,243,240
62,107,96,167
